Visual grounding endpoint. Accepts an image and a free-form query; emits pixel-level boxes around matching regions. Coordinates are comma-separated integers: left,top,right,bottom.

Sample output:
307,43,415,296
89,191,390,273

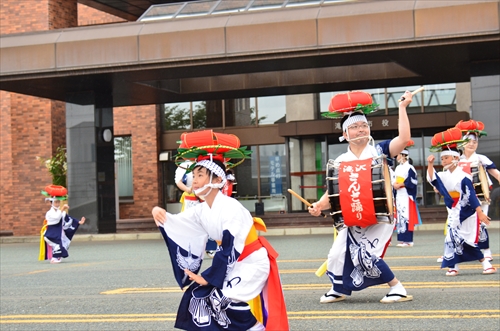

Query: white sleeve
426,167,437,185
477,154,494,168
45,208,62,225
161,204,205,235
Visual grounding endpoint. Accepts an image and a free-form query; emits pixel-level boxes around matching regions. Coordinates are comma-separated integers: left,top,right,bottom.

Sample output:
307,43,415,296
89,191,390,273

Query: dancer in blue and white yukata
39,187,85,264
308,90,414,304
393,145,421,247
460,130,500,262
426,128,496,276
175,160,217,258
152,135,288,331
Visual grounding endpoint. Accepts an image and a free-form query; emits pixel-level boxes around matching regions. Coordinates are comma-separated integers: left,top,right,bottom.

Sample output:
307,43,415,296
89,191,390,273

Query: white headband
195,160,227,184
462,134,477,141
401,150,409,155
440,150,460,158
341,113,368,132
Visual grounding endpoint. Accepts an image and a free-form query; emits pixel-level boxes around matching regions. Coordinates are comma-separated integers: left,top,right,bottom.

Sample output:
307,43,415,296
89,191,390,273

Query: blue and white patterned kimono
43,208,81,259
393,161,420,243
427,166,483,268
460,152,497,250
326,140,397,295
158,191,271,331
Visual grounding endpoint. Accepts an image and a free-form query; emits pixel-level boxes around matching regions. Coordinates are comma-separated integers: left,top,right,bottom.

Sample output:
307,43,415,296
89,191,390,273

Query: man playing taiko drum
457,120,500,262
308,90,414,303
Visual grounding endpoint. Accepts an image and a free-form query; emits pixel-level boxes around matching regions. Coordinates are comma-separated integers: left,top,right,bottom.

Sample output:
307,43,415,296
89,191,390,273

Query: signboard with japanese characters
338,159,377,227
269,155,283,196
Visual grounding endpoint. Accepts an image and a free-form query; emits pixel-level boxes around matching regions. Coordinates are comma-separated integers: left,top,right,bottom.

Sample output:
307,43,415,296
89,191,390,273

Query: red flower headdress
455,120,487,138
175,130,251,171
322,91,379,119
41,184,68,200
429,127,468,152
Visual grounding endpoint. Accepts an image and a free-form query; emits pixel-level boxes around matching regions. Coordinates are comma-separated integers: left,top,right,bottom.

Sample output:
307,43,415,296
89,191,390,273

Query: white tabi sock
388,281,407,296
481,259,493,270
248,321,265,331
483,248,492,257
326,287,343,297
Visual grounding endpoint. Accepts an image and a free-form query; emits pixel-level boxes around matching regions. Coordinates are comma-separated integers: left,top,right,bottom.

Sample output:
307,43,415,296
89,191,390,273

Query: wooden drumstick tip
287,188,327,218
398,86,425,102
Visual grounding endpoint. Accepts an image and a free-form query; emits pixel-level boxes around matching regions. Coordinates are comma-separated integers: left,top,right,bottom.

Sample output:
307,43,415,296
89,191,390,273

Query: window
257,95,286,125
259,144,288,197
162,102,191,131
225,98,256,127
114,136,133,198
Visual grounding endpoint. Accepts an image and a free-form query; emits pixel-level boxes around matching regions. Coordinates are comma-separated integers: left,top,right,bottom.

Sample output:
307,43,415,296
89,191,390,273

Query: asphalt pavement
1,225,499,331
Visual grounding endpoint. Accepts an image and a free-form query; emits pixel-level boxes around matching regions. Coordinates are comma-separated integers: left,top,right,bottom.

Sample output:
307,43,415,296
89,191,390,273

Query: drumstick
287,189,326,218
398,86,425,102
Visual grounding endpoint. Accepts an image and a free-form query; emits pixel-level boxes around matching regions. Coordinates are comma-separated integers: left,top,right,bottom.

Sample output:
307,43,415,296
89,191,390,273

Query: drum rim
382,158,394,216
478,163,491,202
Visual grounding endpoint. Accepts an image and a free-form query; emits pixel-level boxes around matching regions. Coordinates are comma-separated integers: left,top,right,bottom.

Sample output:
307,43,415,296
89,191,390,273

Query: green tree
163,104,191,130
193,102,207,129
249,106,268,125
36,146,67,186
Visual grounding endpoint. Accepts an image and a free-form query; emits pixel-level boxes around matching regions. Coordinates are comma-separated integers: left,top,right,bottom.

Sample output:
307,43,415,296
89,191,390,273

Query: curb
1,222,498,244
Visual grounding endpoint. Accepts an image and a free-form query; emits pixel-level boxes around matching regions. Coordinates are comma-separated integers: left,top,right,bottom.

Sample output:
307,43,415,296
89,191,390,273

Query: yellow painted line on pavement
27,270,49,275
282,281,499,290
287,310,500,320
100,281,499,295
6,262,108,278
279,264,499,273
1,310,498,324
278,254,499,263
101,287,184,294
0,313,176,324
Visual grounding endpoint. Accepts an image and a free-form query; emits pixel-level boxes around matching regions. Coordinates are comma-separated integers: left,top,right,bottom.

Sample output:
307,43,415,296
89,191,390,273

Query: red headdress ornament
322,91,379,119
455,120,487,138
429,127,468,152
41,184,68,200
175,130,251,170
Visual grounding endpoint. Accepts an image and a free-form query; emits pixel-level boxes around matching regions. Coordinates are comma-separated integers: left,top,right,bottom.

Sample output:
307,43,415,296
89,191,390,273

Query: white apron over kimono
427,167,483,268
158,191,288,331
393,161,420,243
326,140,397,295
460,152,497,249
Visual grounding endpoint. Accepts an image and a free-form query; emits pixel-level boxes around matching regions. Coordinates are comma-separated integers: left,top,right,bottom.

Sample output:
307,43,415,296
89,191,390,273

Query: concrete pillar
456,82,472,113
66,94,116,233
286,94,316,121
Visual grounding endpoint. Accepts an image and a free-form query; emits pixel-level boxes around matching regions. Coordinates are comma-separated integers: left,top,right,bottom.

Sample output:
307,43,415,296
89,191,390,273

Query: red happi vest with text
338,158,377,227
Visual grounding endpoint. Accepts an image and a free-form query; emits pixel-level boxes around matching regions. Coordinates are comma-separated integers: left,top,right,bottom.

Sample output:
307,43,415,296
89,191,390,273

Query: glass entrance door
288,137,327,212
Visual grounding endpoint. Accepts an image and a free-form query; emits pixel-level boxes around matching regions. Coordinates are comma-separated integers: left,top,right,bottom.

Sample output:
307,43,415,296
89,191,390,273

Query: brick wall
114,105,160,219
78,3,126,26
0,1,75,235
0,0,157,235
0,91,14,234
0,0,51,33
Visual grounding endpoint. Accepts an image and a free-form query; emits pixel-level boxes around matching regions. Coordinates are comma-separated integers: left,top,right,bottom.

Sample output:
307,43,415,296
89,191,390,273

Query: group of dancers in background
37,88,498,330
